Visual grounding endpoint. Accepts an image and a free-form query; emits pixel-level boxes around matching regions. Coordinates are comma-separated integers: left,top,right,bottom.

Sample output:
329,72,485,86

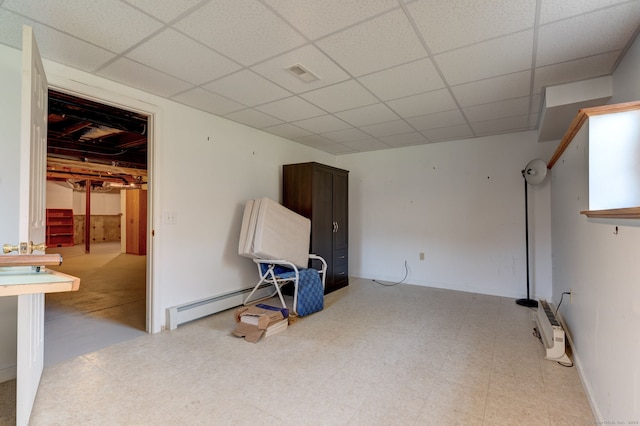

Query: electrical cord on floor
532,327,541,341
372,261,408,286
555,291,571,316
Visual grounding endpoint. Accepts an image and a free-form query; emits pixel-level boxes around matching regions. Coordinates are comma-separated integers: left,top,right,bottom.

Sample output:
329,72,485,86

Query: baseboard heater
535,299,571,364
166,285,273,330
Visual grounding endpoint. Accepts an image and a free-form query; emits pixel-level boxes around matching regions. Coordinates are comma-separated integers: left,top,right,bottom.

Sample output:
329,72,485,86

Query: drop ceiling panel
360,119,415,138
321,143,357,155
316,9,427,77
1,0,637,156
343,138,391,152
533,51,619,94
539,0,631,24
301,80,379,113
405,109,467,131
0,9,116,72
98,58,193,98
321,128,370,143
264,123,312,140
256,97,326,122
379,131,428,147
292,115,352,134
172,87,245,116
536,3,640,67
335,103,401,127
204,70,292,107
358,58,445,101
435,30,533,86
407,0,535,54
123,0,203,23
3,0,163,53
295,134,336,148
264,0,399,40
471,114,530,135
387,88,458,118
463,96,531,123
250,45,350,94
174,0,306,66
451,71,532,107
127,29,241,85
223,108,284,129
421,124,474,142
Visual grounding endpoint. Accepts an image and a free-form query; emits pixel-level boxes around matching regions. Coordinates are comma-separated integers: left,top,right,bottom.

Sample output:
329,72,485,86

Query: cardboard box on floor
232,305,286,343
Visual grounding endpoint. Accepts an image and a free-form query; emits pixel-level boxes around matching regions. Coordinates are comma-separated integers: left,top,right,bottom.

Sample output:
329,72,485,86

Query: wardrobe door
311,166,334,284
331,170,349,290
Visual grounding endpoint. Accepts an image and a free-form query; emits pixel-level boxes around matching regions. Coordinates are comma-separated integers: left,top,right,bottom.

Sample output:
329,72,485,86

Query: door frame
45,75,159,333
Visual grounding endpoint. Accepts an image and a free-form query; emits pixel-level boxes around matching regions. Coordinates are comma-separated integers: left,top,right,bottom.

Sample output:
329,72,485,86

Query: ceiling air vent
285,64,319,82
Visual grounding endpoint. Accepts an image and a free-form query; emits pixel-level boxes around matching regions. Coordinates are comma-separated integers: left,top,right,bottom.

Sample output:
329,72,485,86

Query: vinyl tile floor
0,242,146,425
14,278,595,425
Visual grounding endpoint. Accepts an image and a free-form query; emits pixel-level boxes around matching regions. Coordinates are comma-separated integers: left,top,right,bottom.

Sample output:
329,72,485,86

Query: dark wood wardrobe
283,162,348,294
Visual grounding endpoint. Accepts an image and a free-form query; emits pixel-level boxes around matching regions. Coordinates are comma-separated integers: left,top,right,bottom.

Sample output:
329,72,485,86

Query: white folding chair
243,254,326,315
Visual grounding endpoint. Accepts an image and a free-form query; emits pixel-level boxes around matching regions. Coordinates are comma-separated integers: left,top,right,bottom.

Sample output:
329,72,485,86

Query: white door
15,25,48,426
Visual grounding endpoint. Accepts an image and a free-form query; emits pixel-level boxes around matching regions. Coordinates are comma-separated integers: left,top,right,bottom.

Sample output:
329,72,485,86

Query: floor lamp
516,159,547,308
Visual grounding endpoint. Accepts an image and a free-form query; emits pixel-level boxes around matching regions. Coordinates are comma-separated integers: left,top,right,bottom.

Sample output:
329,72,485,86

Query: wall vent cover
285,64,319,82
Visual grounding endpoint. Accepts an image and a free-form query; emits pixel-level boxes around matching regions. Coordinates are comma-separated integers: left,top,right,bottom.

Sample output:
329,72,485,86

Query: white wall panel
338,131,555,299
549,33,640,423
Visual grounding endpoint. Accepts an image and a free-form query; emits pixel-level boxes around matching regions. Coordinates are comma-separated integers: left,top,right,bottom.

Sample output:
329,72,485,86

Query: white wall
47,181,122,215
550,34,640,422
337,131,556,299
46,182,73,209
0,44,21,382
72,191,120,215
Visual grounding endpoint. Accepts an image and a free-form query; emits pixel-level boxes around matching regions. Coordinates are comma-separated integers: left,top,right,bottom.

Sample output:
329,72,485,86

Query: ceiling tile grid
292,115,353,134
224,108,284,129
97,57,194,98
2,0,164,53
405,0,536,54
0,8,116,72
1,0,639,155
204,69,292,107
263,122,312,140
125,28,242,85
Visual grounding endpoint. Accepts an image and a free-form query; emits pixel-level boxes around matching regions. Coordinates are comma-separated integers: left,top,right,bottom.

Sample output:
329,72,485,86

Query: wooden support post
85,179,91,253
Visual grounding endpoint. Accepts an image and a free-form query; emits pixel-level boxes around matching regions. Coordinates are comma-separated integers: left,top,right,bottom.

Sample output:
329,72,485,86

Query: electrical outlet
419,252,425,261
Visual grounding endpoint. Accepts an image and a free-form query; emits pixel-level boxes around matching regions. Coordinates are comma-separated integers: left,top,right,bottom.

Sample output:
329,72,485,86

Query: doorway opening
44,89,150,366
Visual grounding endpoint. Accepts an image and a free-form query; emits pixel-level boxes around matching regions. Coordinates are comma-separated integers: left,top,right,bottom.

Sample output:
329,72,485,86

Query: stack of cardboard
232,304,289,343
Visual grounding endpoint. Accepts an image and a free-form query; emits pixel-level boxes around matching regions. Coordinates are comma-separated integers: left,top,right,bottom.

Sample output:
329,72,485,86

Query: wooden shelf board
580,207,640,219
